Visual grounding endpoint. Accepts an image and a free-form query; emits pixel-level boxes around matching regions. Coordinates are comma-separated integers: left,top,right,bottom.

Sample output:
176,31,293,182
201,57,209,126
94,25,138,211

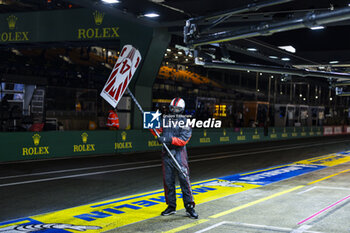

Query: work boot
186,204,198,219
161,206,176,216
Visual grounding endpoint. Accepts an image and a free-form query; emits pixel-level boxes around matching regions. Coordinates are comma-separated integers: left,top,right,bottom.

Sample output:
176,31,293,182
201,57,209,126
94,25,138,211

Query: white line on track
0,139,333,180
194,221,323,233
297,186,350,195
0,164,160,187
0,139,348,187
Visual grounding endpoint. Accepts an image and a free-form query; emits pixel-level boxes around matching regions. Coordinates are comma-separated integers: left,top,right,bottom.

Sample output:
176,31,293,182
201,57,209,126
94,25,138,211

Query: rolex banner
100,45,142,108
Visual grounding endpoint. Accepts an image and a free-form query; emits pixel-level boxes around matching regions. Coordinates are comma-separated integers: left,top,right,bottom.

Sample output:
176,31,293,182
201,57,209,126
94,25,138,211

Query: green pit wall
0,127,324,162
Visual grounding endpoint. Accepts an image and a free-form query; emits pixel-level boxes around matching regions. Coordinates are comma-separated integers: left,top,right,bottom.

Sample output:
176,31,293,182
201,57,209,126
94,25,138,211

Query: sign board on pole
100,45,142,108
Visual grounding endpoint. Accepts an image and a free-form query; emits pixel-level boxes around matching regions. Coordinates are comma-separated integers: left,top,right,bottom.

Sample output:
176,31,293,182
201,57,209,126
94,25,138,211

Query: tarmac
1,135,350,233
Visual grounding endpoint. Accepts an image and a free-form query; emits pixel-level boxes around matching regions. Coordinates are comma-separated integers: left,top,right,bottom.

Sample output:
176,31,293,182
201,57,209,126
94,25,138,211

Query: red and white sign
100,45,142,108
334,126,343,135
323,126,333,135
345,126,350,134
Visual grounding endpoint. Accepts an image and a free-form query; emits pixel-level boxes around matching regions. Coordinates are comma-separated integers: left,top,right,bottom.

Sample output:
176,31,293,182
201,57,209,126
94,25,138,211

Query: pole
126,87,188,178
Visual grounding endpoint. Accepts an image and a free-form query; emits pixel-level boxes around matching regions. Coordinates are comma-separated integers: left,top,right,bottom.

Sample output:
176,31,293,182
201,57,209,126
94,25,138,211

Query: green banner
0,127,324,162
0,9,152,44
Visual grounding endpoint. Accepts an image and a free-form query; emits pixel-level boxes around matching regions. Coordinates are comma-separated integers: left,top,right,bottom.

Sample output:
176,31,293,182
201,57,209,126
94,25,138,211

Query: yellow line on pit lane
162,219,209,233
209,185,305,219
209,168,350,220
308,168,350,185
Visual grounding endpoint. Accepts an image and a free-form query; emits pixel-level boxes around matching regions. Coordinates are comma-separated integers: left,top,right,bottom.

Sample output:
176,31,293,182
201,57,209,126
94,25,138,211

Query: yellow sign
1,15,30,42
252,134,260,140
77,11,119,40
295,154,350,167
220,136,229,142
200,130,210,143
33,133,41,146
22,134,49,156
116,131,132,149
82,132,88,143
22,180,259,232
220,129,229,142
7,15,17,30
73,132,96,152
270,129,277,138
237,135,246,141
93,11,105,25
148,136,162,147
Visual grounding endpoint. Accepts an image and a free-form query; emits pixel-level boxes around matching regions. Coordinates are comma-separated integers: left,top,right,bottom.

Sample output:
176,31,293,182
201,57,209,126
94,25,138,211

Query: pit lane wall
0,126,348,162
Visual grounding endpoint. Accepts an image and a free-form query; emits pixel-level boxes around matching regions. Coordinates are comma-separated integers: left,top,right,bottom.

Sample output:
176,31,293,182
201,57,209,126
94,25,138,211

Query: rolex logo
81,132,88,143
7,15,17,30
32,134,41,146
203,130,207,137
93,11,105,25
121,131,127,141
223,129,226,136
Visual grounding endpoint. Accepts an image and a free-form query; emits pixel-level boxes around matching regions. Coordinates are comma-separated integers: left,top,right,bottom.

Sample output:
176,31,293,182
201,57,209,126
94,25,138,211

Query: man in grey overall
155,97,198,219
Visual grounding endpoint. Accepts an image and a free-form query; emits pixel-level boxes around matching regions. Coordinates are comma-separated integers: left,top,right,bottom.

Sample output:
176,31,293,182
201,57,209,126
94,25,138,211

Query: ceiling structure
2,0,350,75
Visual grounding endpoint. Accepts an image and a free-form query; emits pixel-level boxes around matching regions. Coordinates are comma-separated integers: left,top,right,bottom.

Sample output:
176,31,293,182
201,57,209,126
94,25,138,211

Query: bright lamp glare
281,57,290,61
278,45,296,53
102,0,119,3
329,60,339,64
311,26,325,30
247,48,257,52
144,13,160,18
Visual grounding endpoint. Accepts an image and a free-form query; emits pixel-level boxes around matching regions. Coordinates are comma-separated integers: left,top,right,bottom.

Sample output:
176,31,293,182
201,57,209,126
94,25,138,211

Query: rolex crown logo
93,11,105,25
121,131,127,141
223,129,226,136
81,132,88,143
204,130,207,137
32,134,41,146
7,15,17,30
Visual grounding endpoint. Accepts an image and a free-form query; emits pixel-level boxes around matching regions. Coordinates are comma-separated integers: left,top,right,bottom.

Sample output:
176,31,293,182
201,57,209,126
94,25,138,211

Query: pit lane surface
0,136,350,232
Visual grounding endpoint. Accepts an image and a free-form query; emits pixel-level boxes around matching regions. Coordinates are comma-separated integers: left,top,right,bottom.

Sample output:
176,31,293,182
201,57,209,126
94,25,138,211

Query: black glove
157,136,172,144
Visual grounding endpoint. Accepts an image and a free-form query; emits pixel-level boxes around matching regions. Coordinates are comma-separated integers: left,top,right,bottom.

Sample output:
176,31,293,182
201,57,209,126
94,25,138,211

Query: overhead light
259,73,262,76
310,26,325,30
247,48,257,52
178,51,183,55
330,97,333,101
199,57,203,60
299,94,302,97
280,92,283,94
318,66,325,69
269,56,278,59
185,58,188,61
278,45,296,53
166,48,171,52
175,56,178,59
257,89,260,92
329,60,339,64
247,70,250,73
144,13,160,18
164,54,167,56
281,57,290,61
102,0,119,3
303,98,306,101
271,75,274,79
315,96,319,99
